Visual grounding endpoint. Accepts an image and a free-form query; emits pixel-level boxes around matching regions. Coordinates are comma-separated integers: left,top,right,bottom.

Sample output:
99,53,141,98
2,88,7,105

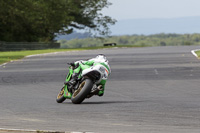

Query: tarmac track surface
0,46,200,133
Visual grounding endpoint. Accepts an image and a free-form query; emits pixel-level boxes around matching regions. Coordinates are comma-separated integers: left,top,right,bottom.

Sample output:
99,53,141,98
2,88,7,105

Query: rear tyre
56,87,66,103
71,79,93,104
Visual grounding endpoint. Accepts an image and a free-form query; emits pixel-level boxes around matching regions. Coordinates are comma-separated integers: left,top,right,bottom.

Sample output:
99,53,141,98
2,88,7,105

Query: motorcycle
56,61,109,104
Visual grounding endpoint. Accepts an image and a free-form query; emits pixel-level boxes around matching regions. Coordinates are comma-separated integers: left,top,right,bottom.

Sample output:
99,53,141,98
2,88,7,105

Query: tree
0,0,116,42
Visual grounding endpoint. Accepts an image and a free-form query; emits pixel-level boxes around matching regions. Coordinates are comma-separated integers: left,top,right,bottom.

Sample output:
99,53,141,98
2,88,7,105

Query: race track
0,46,200,133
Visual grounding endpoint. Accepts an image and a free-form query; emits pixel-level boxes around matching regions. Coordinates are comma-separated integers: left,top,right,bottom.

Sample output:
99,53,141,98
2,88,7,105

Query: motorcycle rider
66,54,111,96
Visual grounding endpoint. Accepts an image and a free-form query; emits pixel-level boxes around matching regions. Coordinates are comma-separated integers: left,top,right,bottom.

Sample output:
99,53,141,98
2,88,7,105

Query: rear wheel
56,87,66,103
71,79,93,104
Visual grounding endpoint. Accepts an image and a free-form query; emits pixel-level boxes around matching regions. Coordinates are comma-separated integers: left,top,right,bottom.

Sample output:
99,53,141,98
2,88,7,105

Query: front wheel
71,79,93,104
56,87,66,103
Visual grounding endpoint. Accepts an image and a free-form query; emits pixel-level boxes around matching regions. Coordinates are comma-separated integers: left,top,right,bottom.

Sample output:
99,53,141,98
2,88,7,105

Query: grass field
0,48,84,65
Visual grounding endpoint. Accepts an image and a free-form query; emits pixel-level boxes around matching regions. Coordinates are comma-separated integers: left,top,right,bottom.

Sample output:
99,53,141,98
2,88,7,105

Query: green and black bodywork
56,60,110,104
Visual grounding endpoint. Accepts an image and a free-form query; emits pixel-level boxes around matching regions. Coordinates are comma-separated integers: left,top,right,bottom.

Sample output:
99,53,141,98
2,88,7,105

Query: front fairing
81,64,105,84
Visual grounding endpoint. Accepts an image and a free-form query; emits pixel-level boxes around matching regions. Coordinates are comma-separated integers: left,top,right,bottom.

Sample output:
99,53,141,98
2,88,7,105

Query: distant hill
55,16,200,40
110,16,200,35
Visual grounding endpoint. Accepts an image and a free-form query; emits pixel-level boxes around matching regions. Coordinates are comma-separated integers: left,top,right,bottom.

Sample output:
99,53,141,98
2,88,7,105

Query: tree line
59,33,200,48
0,0,116,42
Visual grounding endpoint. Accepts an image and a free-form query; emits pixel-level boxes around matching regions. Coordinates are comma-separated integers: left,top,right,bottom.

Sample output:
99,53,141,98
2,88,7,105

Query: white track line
0,62,7,67
0,128,65,133
0,128,94,133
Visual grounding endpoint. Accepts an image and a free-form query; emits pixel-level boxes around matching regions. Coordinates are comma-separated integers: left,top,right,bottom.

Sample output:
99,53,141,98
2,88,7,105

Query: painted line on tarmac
191,49,200,58
0,128,94,133
0,128,64,133
0,128,38,133
26,52,64,58
0,60,15,67
0,62,7,67
25,50,87,58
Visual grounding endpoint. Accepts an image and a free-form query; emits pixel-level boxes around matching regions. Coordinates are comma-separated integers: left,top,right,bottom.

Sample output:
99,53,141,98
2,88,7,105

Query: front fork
63,67,74,99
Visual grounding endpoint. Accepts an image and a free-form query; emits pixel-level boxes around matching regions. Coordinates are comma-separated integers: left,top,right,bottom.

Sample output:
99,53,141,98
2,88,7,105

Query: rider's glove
68,62,75,67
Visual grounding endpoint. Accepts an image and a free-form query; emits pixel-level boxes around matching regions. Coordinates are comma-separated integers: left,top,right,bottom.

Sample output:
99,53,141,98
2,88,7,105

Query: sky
102,0,200,20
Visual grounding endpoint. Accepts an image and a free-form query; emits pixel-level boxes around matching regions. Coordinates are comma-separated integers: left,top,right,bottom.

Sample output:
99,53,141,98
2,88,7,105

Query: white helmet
96,54,106,60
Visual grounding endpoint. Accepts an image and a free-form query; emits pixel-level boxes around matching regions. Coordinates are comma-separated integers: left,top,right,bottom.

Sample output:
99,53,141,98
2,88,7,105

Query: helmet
95,54,108,62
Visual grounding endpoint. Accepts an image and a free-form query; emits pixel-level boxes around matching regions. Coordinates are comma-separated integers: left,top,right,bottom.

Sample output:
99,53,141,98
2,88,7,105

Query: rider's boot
97,85,104,96
98,90,104,96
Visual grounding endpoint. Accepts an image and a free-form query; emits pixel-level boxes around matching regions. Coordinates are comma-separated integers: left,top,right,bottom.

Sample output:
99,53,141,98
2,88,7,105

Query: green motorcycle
56,61,110,104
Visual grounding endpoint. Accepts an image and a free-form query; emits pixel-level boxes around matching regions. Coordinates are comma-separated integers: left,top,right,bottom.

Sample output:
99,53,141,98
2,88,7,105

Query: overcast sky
102,0,200,20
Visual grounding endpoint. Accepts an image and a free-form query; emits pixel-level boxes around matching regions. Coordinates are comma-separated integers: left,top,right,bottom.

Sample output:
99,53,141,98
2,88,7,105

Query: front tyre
56,87,66,103
71,79,93,104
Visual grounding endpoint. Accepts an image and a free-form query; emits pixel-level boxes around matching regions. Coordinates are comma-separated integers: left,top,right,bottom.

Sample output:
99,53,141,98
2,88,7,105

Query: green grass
0,46,115,64
195,50,200,57
0,45,147,65
0,48,85,64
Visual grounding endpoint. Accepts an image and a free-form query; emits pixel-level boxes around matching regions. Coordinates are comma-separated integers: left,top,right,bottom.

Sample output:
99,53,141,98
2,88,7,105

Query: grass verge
0,45,147,65
195,50,200,57
0,48,84,65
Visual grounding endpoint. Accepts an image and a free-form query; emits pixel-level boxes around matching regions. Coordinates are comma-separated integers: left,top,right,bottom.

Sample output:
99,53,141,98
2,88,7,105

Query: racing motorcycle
56,62,109,104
